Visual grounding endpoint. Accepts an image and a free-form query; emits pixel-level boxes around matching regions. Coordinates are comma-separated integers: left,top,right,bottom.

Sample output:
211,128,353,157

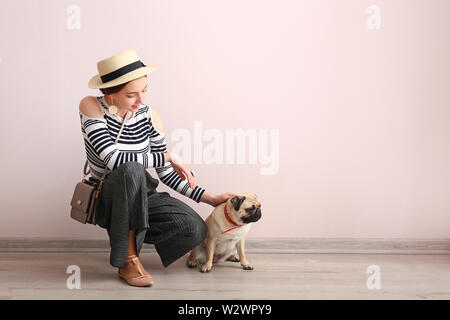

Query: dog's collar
222,204,243,234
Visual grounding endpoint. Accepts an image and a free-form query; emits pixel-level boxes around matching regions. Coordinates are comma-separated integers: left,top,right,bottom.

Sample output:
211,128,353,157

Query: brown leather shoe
118,255,154,287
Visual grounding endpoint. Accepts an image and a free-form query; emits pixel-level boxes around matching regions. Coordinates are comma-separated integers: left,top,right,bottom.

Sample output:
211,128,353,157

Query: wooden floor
1,252,449,300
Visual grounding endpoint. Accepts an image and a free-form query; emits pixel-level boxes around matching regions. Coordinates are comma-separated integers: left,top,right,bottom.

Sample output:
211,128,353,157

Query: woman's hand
170,154,196,189
209,192,236,207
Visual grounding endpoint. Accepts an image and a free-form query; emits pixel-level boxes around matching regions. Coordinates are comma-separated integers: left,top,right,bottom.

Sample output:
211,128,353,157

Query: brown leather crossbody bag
70,111,130,224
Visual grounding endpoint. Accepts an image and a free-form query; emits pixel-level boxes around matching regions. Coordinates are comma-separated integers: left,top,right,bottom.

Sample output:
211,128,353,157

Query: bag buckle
95,180,104,198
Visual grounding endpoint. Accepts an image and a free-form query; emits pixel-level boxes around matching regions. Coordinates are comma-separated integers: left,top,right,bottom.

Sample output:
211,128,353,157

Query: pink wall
0,0,449,239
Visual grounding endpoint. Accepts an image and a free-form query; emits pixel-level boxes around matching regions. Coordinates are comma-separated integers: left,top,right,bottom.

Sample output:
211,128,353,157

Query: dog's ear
231,196,246,211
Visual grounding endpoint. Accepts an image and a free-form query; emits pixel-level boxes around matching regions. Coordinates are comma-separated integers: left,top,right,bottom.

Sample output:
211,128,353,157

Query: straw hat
88,49,157,89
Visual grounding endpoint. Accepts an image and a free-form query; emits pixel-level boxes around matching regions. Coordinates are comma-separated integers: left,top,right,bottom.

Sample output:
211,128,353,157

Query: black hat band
100,60,146,84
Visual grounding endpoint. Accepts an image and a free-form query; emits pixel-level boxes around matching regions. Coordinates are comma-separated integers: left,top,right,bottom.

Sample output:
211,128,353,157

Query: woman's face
110,76,148,115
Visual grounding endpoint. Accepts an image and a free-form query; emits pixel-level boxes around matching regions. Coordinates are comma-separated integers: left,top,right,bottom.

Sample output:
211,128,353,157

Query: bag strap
83,110,132,181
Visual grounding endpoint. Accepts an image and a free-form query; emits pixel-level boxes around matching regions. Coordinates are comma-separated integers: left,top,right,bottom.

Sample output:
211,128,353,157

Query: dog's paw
186,260,197,268
241,263,254,270
226,254,240,263
200,263,213,273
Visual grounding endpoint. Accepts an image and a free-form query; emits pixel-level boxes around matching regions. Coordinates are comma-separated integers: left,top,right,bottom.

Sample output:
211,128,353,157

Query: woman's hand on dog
210,192,236,207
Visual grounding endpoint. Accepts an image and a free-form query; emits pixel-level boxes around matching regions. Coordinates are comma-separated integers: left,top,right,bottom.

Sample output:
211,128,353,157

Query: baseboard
1,238,450,254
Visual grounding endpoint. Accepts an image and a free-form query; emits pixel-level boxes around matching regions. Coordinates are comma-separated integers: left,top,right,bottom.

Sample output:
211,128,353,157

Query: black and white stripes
79,96,205,203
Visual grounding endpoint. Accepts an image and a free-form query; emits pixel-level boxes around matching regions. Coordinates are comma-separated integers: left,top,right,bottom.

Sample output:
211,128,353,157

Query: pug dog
186,193,262,273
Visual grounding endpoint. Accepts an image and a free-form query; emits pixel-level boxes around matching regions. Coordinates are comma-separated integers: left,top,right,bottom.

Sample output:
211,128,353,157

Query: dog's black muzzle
242,209,262,223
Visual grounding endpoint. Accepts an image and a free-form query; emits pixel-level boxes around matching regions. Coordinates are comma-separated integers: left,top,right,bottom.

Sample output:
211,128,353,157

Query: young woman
79,49,234,287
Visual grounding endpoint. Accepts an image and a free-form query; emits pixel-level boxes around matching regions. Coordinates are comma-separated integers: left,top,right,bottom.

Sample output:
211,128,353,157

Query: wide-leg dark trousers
94,161,207,268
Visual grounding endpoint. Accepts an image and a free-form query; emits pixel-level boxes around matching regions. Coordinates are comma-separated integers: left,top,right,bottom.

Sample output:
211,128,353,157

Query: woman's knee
182,215,207,245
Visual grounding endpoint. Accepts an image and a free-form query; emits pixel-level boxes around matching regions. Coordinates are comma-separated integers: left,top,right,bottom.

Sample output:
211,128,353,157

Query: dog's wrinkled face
228,193,262,224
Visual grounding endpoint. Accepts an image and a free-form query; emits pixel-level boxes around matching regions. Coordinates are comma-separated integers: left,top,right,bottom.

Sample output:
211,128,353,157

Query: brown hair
99,75,148,95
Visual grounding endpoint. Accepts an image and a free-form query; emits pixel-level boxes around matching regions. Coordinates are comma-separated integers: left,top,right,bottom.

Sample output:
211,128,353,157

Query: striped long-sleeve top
79,96,206,203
